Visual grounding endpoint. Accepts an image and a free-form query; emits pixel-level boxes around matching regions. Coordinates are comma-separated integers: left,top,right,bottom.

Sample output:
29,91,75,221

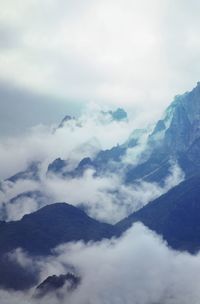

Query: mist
0,106,184,223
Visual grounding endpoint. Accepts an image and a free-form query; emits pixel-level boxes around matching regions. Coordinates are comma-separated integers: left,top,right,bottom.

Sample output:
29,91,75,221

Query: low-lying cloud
0,104,136,180
1,223,200,304
43,161,184,224
0,160,184,223
0,102,191,304
0,103,184,223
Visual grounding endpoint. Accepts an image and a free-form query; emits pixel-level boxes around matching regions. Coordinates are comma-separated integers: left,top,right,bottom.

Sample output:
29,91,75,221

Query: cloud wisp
0,104,185,223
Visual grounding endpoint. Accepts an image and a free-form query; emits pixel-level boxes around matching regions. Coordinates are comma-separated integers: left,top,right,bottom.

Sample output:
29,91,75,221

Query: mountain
57,108,127,130
0,202,117,290
8,83,200,184
117,175,200,253
47,128,143,177
1,83,200,294
47,158,68,176
101,108,128,121
35,273,81,298
2,174,200,290
126,82,200,184
0,202,117,256
3,171,200,259
49,83,200,183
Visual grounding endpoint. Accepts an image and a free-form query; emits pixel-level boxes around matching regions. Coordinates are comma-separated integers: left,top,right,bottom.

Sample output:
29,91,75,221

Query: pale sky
1,0,200,135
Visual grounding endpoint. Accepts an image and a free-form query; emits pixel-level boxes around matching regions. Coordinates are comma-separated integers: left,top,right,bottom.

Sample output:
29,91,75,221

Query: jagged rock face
151,83,200,155
188,138,200,165
182,82,200,122
164,101,192,152
125,82,200,183
48,83,200,183
47,158,68,175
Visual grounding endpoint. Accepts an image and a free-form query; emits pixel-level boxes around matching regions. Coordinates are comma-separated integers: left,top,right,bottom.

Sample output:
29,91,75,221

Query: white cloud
0,105,135,180
43,162,184,224
2,223,200,304
0,102,184,223
0,158,184,223
0,0,200,119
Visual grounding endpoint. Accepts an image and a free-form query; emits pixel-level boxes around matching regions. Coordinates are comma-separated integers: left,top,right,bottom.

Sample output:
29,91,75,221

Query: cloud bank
1,223,200,304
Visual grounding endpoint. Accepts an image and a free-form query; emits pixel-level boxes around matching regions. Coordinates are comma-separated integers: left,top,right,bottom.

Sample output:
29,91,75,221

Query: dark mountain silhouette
117,175,200,253
0,202,117,256
0,203,117,290
1,175,200,290
35,273,81,298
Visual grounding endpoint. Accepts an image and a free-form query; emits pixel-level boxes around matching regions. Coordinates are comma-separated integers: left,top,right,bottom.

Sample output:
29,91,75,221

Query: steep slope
117,175,200,253
126,82,200,183
6,83,200,186
47,128,144,177
48,83,200,184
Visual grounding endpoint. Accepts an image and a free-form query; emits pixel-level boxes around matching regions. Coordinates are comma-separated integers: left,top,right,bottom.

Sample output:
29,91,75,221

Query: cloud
57,223,200,304
0,157,184,223
2,223,200,303
0,108,138,221
3,195,40,222
42,162,184,224
1,1,200,301
0,80,83,138
1,0,200,121
0,102,184,223
0,105,135,180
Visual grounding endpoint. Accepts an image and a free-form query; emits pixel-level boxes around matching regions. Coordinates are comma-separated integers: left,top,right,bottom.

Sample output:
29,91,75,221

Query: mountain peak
110,108,128,121
101,108,128,121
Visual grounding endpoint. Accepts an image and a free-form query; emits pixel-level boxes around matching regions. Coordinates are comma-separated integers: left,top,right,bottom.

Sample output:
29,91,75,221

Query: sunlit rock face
151,82,200,152
126,83,200,184
46,83,200,185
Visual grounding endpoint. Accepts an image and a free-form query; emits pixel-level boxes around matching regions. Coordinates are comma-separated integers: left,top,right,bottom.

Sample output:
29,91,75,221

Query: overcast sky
1,0,200,135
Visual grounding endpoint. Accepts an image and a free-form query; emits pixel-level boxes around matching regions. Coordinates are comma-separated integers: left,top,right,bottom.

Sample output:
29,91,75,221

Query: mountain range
1,82,200,292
